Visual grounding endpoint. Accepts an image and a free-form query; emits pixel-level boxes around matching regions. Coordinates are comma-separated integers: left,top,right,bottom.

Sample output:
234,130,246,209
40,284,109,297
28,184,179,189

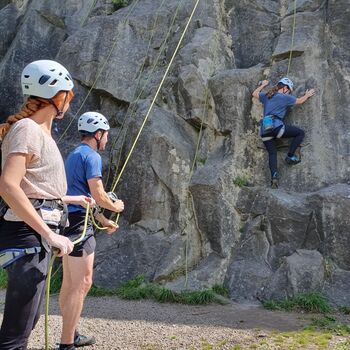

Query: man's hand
113,200,124,213
260,80,269,87
95,212,119,234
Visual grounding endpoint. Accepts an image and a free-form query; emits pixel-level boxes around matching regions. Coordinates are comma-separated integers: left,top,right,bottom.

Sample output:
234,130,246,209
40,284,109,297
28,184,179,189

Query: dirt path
0,291,348,350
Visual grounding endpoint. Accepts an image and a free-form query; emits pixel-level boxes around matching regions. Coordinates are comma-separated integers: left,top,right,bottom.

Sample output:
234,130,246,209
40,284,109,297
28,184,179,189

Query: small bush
90,275,228,305
112,0,129,11
339,306,350,314
263,293,332,313
212,284,229,298
307,315,350,336
233,176,249,188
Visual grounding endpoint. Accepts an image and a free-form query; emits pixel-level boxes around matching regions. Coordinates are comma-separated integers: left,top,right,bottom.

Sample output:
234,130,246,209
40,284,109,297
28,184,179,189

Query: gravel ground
0,291,348,350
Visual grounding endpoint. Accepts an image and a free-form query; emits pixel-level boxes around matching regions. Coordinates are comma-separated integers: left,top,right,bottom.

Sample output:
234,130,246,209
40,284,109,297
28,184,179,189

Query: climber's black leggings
263,125,305,176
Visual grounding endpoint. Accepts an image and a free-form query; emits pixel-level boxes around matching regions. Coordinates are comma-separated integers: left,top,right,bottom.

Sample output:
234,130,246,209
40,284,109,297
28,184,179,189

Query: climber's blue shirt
259,92,297,119
65,143,102,213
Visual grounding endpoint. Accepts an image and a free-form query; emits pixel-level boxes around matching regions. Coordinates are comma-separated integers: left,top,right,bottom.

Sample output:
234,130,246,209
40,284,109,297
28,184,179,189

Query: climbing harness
260,115,285,139
0,247,42,269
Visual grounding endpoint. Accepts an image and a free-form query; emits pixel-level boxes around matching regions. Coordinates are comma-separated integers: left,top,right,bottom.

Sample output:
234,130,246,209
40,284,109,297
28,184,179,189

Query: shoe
74,333,96,347
55,345,76,350
271,172,279,189
285,155,301,165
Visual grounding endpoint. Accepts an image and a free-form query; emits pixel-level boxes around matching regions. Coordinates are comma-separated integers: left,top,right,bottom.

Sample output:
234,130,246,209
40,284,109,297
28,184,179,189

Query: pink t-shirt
1,118,67,199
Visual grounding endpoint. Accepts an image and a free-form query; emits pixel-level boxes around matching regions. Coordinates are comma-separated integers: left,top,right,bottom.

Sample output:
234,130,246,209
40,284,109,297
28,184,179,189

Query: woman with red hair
0,60,92,349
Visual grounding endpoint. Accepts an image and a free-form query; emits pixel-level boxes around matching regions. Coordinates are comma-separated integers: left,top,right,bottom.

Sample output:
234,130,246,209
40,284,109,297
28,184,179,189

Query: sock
59,344,75,350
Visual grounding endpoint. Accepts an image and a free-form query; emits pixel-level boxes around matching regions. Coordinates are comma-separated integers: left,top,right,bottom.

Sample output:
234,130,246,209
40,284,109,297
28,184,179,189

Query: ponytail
0,90,74,140
266,85,279,99
266,83,286,99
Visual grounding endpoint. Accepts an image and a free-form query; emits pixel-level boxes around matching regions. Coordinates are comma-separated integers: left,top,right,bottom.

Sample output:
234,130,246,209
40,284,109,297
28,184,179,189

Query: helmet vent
24,75,30,78
39,75,50,85
49,79,58,86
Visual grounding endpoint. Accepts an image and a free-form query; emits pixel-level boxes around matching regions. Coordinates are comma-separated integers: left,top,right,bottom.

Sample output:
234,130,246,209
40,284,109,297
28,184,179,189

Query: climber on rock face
252,77,315,189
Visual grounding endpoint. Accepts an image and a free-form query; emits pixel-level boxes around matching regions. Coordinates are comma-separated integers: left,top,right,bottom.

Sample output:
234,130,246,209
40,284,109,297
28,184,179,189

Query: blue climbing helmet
278,77,294,92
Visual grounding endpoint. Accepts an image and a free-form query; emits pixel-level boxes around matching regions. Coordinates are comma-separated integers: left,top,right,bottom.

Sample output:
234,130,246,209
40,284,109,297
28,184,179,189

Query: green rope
286,0,297,76
105,0,187,188
44,203,91,350
110,0,202,195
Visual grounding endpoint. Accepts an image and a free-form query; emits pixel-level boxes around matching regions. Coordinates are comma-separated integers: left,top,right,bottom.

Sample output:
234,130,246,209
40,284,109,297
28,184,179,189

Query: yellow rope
110,0,201,195
105,0,186,187
45,203,91,350
286,0,297,76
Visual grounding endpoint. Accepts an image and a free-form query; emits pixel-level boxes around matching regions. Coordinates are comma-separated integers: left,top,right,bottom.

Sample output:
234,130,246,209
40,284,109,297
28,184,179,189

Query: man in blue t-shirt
58,112,124,350
252,77,315,188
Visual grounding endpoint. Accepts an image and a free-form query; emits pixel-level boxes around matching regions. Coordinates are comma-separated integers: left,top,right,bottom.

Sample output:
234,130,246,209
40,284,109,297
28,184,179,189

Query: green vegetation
0,269,7,289
338,306,350,314
262,292,332,313
233,176,249,188
211,284,229,298
307,315,350,336
87,275,229,305
196,157,207,166
112,0,129,11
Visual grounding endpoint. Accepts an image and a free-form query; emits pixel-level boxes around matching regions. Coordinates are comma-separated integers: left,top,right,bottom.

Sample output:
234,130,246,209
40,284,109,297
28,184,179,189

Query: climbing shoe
271,172,279,189
74,333,96,347
285,155,301,165
56,344,75,350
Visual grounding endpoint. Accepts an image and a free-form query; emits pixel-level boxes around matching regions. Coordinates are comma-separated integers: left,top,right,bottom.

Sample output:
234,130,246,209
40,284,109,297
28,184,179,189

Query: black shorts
65,212,96,258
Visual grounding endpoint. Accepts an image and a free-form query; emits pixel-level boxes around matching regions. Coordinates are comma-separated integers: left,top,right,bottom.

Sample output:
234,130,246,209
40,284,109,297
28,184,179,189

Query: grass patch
90,275,228,305
271,329,333,349
196,157,207,166
112,0,129,11
338,306,350,314
262,292,332,313
307,315,350,336
233,176,249,188
212,284,229,298
0,269,7,289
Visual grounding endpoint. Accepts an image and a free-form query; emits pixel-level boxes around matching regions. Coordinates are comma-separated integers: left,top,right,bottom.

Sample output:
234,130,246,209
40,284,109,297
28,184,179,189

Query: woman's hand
46,231,74,257
305,89,315,98
252,80,269,99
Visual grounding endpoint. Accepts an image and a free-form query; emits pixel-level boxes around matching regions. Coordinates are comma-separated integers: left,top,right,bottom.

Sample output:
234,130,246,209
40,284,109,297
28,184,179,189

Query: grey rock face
0,0,349,306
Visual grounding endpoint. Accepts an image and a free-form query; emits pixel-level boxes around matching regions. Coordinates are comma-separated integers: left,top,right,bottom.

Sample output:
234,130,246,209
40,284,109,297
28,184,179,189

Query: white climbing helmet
21,60,74,99
78,112,110,134
278,77,294,91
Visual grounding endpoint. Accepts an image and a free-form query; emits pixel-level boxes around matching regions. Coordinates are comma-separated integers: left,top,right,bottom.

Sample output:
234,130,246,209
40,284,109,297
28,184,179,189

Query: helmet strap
49,92,68,118
94,130,105,151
